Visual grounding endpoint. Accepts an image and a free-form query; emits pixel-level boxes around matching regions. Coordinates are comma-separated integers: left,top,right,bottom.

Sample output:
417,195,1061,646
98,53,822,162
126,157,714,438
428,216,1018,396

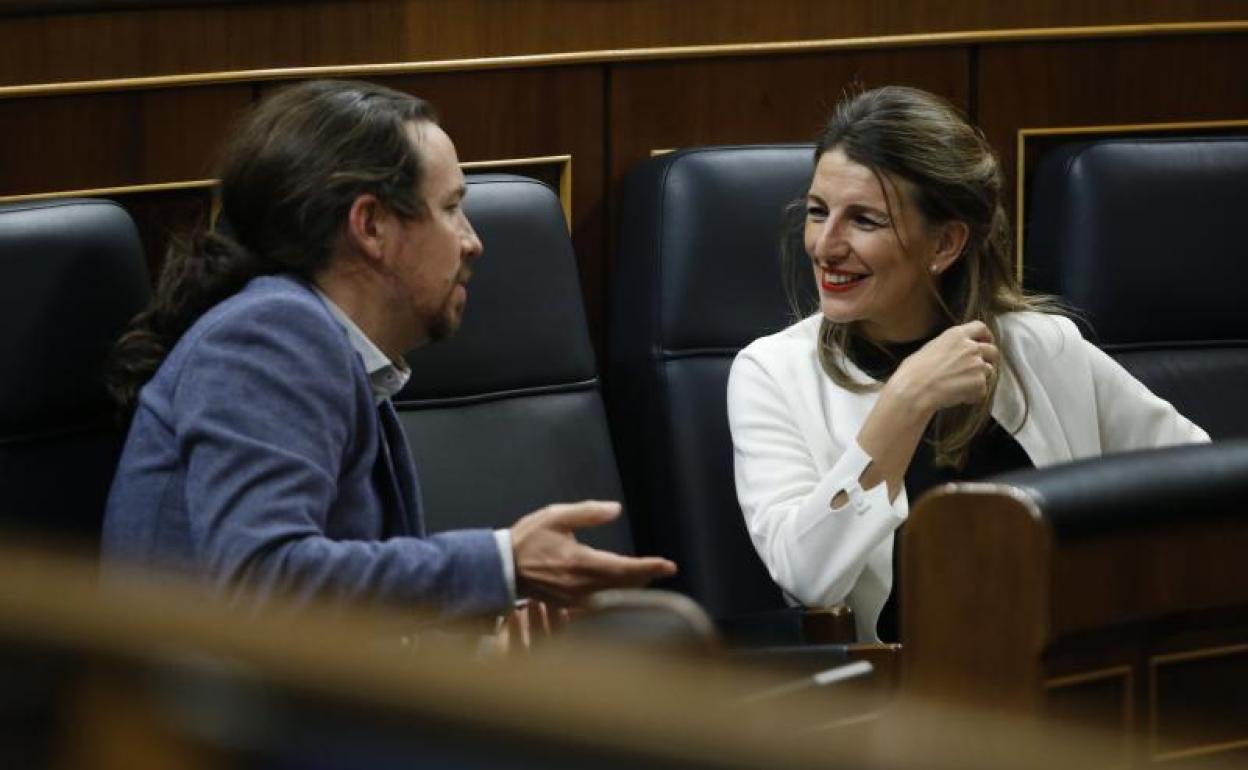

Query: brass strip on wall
2,20,1247,100
1149,643,1248,762
1044,664,1134,766
0,156,574,231
0,179,217,204
461,154,572,232
1044,664,1133,690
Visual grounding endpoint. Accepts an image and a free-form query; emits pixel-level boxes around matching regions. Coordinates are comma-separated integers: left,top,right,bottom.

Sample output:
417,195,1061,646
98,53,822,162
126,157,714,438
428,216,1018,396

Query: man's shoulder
160,274,356,389
186,274,344,351
205,273,329,325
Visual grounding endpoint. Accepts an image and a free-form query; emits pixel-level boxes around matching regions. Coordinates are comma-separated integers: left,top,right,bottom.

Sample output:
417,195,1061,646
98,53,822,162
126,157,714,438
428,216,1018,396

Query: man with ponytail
103,80,674,616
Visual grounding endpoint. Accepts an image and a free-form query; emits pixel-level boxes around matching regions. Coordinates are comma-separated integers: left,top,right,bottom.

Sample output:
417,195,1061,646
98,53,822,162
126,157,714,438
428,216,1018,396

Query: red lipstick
821,269,867,293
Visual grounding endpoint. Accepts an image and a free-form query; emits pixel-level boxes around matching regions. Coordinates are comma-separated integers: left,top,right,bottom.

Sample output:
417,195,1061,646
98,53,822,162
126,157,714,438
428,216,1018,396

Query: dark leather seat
397,174,633,553
610,145,816,620
1025,136,1248,439
994,439,1248,539
0,199,151,544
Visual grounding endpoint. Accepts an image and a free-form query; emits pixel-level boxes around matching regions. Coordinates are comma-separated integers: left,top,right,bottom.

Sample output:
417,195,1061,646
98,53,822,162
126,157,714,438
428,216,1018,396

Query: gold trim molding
461,154,573,232
1045,665,1134,765
0,155,574,231
0,179,217,204
1045,664,1133,691
1014,118,1248,278
3,20,1247,100
1148,643,1248,762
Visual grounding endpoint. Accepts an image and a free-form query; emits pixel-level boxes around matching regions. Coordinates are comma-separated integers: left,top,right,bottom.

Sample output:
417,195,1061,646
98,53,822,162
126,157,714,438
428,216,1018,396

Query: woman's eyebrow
845,202,888,215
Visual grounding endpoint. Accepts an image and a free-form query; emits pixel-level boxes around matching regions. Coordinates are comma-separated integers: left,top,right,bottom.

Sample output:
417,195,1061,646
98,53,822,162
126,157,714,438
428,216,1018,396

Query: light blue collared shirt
315,288,516,602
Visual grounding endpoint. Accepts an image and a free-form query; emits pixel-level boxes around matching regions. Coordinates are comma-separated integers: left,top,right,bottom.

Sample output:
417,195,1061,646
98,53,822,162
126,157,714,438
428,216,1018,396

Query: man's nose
462,217,484,260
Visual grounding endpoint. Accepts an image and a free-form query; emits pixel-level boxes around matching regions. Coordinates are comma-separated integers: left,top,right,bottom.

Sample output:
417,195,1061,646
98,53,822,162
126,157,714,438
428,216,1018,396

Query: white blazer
727,312,1210,642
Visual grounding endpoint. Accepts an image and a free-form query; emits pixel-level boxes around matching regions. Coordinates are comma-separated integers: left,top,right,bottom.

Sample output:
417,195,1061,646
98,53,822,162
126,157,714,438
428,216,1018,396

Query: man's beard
426,267,471,342
425,294,461,342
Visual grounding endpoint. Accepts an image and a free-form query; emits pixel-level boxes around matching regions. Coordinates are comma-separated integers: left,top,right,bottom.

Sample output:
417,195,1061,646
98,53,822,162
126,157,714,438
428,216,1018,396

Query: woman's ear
929,220,970,275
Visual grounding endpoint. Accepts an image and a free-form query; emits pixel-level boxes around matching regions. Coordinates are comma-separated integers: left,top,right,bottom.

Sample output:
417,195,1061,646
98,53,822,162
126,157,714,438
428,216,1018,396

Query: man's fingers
531,599,553,637
539,500,623,531
577,549,678,584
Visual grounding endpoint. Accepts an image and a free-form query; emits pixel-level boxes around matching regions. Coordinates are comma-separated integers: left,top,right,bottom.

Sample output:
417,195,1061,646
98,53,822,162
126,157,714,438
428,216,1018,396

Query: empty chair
398,174,633,553
1025,135,1248,438
0,199,151,544
611,145,817,622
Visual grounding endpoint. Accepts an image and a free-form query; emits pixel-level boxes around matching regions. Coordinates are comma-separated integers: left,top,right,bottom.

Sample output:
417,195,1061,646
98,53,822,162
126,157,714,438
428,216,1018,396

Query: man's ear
345,193,388,265
930,220,970,276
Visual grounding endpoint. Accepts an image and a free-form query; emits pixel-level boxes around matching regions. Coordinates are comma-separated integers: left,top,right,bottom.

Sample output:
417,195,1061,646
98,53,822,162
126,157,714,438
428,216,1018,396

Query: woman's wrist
880,374,936,426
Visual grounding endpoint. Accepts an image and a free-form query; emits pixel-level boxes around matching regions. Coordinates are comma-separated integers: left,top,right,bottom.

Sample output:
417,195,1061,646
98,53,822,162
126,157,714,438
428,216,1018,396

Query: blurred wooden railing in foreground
0,541,1207,770
902,441,1248,766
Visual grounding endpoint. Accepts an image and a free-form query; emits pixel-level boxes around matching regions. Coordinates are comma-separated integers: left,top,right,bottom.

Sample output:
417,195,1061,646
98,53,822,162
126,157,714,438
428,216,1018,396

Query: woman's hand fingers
895,321,1001,410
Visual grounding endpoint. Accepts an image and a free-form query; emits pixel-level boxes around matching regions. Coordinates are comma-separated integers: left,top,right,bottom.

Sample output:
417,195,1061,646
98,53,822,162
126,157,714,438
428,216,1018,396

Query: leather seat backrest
610,145,816,618
1026,136,1248,439
995,439,1248,540
397,174,633,553
0,199,151,543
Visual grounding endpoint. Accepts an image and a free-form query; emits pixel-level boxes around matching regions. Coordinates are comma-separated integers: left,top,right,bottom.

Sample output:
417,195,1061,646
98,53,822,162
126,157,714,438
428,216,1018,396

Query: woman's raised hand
888,321,999,415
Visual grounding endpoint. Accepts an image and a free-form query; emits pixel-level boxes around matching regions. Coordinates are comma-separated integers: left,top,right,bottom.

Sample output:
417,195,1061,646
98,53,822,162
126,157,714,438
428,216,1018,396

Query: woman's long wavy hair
783,85,1061,469
107,79,436,414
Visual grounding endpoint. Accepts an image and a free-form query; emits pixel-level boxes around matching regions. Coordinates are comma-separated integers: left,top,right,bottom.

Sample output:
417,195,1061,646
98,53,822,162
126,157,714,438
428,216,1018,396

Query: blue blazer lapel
376,399,426,538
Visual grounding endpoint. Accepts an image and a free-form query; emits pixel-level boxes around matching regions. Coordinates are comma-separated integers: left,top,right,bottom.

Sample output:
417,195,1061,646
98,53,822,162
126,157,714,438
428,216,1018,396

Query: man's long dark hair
107,79,436,413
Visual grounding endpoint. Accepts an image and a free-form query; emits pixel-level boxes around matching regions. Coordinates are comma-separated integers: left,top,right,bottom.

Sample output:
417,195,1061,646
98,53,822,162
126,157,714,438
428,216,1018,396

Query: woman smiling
726,86,1208,643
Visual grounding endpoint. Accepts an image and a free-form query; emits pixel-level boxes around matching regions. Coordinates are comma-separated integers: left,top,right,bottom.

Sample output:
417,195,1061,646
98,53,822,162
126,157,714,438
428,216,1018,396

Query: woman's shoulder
737,314,822,362
998,310,1085,358
729,314,822,393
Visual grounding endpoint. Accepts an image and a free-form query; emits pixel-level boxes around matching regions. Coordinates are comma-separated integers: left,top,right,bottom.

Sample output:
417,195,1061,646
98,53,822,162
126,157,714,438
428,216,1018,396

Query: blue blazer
103,274,509,616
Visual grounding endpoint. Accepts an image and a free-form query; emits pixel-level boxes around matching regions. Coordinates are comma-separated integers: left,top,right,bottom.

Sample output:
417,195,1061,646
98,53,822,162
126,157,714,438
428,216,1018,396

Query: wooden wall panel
977,34,1248,225
121,187,215,278
1,10,1244,357
0,85,251,195
0,1,1243,86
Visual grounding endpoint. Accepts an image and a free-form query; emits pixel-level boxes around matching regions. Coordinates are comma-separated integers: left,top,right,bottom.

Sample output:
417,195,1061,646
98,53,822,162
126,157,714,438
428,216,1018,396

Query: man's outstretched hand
510,501,677,606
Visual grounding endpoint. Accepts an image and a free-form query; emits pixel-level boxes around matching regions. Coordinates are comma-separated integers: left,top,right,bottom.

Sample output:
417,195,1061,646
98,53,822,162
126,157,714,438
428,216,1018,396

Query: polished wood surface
900,491,1049,710
902,485,1248,766
2,5,1245,351
2,0,1244,85
0,85,251,195
123,186,215,278
978,34,1248,223
0,541,1154,770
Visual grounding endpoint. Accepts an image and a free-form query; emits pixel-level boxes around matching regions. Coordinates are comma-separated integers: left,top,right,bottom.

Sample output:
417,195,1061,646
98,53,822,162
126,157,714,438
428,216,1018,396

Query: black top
844,332,1033,642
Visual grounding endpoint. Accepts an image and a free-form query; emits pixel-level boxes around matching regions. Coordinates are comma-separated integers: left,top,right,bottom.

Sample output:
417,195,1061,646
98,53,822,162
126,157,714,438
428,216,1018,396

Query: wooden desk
902,475,1248,766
